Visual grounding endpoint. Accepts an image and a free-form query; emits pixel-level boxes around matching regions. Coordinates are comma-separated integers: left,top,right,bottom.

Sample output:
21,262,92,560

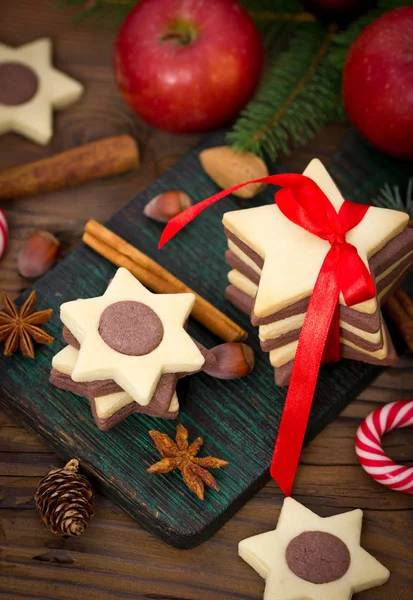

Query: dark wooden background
1,1,412,598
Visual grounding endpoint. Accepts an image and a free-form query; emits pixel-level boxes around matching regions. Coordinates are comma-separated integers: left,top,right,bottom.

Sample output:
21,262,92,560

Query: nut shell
205,342,255,379
143,190,192,223
199,146,268,199
18,230,60,278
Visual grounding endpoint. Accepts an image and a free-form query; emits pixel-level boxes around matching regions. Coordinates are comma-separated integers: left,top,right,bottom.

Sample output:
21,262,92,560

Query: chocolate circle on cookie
285,530,350,584
0,62,39,106
99,301,164,356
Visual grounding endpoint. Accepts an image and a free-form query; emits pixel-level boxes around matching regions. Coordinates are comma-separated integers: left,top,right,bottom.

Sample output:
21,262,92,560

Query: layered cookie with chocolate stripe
51,345,181,429
222,159,413,385
50,267,216,429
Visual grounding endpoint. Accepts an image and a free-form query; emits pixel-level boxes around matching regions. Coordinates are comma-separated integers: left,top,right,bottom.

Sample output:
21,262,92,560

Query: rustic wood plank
0,427,51,453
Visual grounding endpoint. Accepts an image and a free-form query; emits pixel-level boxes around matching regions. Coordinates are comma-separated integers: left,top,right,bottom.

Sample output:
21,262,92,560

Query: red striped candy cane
356,400,413,494
0,209,8,261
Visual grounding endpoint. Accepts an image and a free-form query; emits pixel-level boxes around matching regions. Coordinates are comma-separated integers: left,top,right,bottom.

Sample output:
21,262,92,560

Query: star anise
0,290,54,358
147,424,229,500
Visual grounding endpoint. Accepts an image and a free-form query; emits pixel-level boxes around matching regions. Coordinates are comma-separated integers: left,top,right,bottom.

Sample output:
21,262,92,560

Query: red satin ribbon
159,174,376,495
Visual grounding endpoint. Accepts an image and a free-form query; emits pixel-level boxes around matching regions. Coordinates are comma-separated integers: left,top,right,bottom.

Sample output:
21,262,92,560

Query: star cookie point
239,498,389,600
0,38,83,144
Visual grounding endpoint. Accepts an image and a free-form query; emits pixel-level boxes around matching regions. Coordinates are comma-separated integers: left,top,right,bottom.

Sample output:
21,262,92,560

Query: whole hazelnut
18,231,60,279
143,190,192,223
205,343,255,379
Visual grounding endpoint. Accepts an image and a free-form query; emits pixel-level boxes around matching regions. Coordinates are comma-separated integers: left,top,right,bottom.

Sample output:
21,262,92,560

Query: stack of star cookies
50,268,216,430
223,159,413,386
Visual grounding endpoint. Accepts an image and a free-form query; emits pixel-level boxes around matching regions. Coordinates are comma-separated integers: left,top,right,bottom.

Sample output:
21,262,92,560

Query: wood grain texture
0,0,412,598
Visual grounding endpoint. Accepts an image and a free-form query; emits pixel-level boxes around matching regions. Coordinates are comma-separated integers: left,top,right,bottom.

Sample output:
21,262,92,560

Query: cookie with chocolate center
50,268,216,429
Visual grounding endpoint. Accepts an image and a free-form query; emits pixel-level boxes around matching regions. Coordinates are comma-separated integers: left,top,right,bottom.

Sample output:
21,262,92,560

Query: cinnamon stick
0,135,139,200
83,220,248,344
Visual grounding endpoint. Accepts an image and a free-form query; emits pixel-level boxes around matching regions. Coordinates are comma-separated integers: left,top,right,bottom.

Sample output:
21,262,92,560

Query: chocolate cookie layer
261,322,385,353
0,62,38,105
90,392,179,430
227,283,394,353
285,530,350,584
227,248,413,345
224,227,263,269
225,250,260,286
225,226,413,324
227,249,412,334
49,370,179,430
55,326,216,430
99,301,164,356
274,320,398,386
225,285,397,385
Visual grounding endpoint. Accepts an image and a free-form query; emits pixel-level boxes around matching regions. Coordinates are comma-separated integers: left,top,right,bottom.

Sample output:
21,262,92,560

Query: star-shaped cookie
223,159,408,319
0,38,83,144
239,497,389,600
51,343,180,427
60,267,205,405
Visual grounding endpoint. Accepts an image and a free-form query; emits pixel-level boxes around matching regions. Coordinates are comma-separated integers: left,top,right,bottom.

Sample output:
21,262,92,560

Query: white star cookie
0,38,83,144
59,268,205,405
223,159,408,319
239,497,389,600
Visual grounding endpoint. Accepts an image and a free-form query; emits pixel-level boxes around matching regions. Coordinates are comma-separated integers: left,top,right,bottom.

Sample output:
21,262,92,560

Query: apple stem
159,32,192,46
159,20,197,47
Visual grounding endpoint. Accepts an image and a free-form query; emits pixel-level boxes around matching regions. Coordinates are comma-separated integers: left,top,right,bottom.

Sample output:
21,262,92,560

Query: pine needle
228,22,340,158
373,178,413,217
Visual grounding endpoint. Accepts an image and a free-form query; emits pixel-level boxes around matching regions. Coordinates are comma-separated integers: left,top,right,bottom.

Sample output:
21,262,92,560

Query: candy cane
356,400,413,494
0,209,8,260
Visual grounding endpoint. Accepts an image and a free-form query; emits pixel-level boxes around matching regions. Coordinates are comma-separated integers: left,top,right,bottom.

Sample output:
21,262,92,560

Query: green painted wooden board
0,130,411,548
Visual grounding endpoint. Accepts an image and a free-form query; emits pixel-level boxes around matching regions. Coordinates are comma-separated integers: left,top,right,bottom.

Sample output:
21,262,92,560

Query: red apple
114,0,263,133
343,6,413,160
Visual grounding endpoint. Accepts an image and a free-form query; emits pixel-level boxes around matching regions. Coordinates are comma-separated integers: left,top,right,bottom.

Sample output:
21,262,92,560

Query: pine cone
34,459,94,536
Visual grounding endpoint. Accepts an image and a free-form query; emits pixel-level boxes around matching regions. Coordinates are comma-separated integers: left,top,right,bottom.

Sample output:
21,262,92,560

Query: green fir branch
227,22,340,158
230,0,409,158
242,0,316,52
372,178,413,218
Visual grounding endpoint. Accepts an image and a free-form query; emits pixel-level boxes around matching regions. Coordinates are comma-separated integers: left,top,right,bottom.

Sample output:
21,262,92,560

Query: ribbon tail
323,302,340,364
270,249,340,495
158,173,316,248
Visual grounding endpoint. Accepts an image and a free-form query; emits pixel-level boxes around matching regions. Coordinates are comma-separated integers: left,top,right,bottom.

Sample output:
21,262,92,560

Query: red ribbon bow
159,173,376,495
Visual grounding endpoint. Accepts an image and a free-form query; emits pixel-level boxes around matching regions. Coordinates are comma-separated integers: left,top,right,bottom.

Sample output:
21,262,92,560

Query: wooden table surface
1,2,412,599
